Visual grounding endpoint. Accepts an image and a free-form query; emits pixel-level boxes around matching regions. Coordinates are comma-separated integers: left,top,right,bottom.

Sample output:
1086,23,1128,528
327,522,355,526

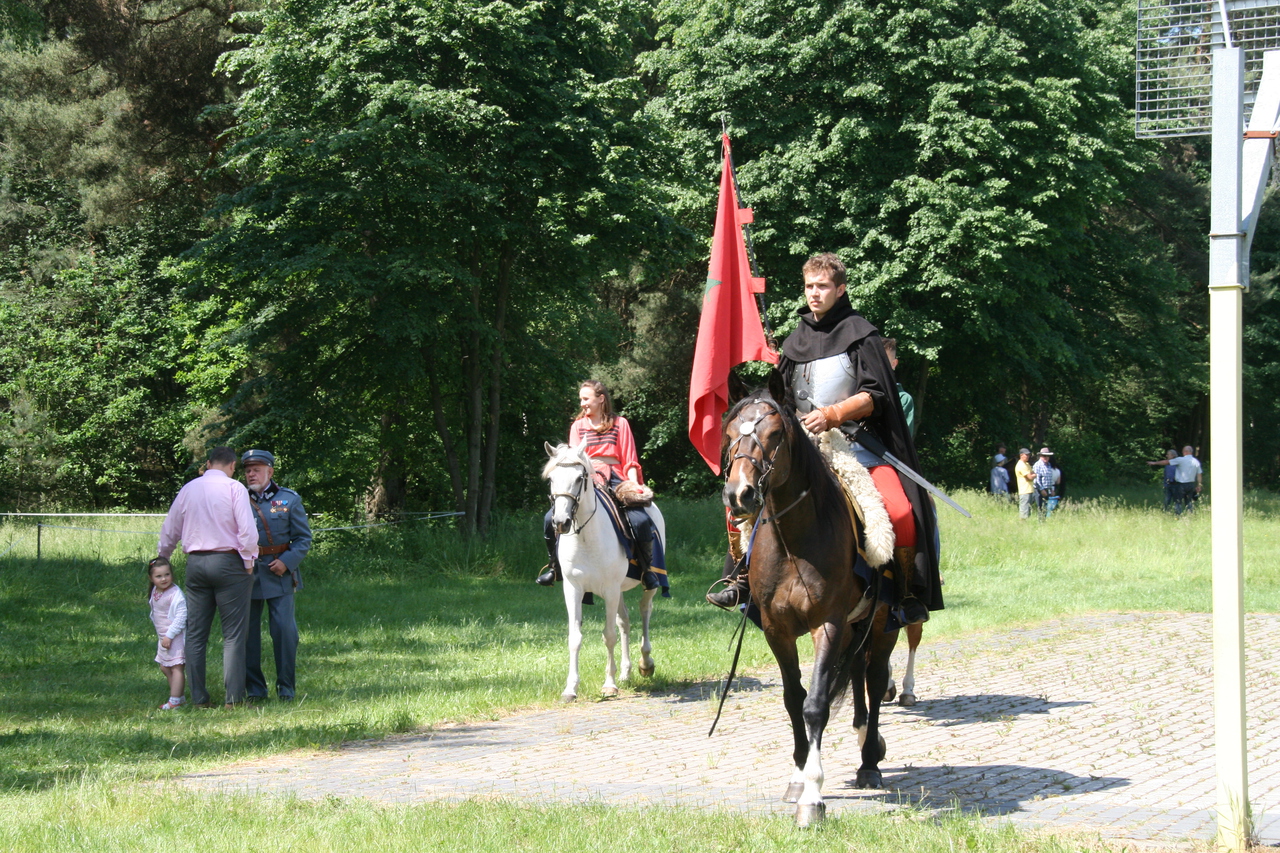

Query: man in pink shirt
158,446,259,707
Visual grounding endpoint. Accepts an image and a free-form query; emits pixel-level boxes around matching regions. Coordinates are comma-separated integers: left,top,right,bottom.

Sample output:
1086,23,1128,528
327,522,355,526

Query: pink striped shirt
158,468,259,568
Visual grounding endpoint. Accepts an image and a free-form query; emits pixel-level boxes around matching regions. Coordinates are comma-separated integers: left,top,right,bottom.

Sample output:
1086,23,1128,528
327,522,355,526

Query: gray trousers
184,551,253,704
246,594,298,699
1018,492,1034,519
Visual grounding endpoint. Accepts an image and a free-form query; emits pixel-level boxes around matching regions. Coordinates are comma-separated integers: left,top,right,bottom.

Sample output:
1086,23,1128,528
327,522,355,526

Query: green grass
1,489,1275,850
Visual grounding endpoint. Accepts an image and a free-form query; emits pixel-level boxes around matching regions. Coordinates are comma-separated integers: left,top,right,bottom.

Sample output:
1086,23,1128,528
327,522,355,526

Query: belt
258,544,289,556
187,549,234,556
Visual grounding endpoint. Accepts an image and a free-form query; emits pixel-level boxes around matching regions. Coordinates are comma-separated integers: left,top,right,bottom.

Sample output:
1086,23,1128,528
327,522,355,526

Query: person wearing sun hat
1032,448,1057,519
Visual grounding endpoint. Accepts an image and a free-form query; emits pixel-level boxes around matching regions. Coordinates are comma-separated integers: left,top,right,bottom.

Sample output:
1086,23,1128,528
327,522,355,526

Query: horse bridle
725,401,784,504
549,456,598,534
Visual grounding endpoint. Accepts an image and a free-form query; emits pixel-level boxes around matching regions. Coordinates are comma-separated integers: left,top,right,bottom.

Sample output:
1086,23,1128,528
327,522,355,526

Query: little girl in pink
148,557,187,710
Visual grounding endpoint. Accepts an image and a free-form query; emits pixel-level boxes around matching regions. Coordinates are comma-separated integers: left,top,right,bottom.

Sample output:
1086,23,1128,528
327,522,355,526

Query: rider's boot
892,546,929,626
535,533,560,586
706,575,749,609
636,536,658,590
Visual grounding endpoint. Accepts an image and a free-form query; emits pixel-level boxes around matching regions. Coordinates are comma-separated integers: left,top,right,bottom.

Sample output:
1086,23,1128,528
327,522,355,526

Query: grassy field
1,485,1275,850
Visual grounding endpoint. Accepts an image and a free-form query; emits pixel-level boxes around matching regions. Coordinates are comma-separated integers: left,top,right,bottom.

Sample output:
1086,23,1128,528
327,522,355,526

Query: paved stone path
180,612,1280,847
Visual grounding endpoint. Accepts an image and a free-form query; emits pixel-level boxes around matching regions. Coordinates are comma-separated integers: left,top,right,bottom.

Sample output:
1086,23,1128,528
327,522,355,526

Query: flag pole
719,120,775,344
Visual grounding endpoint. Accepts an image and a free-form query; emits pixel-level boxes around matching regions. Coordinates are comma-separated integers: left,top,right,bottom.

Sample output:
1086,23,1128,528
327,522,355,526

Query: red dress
569,416,643,485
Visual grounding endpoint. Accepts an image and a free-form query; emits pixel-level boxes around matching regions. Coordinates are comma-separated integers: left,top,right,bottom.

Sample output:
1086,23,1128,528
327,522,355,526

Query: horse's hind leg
615,594,632,683
637,587,656,678
855,616,898,788
899,622,922,707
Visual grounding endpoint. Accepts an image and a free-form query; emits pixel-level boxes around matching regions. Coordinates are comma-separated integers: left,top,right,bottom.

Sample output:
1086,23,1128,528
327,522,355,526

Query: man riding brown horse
706,253,942,627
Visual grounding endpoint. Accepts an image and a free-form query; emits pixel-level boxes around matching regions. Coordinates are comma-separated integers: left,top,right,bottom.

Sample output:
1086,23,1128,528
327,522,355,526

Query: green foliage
177,0,685,525
641,0,1206,489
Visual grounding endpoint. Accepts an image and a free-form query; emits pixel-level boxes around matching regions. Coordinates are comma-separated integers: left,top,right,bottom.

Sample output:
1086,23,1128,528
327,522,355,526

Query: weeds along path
178,612,1280,847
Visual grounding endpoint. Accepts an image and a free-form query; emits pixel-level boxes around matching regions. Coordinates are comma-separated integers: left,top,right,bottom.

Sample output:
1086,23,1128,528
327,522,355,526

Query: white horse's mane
541,443,592,480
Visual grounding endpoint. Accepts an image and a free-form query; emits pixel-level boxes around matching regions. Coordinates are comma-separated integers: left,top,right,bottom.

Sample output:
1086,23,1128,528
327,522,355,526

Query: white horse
542,442,664,702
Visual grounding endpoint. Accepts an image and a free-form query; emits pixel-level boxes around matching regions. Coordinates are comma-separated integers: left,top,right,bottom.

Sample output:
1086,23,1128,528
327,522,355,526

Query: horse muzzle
724,481,762,519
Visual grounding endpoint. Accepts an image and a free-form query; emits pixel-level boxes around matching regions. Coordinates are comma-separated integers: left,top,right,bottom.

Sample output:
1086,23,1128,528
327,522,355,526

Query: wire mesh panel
1137,0,1280,138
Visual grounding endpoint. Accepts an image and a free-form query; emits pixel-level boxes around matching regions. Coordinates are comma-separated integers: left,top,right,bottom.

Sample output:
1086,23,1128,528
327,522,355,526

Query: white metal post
1208,45,1251,853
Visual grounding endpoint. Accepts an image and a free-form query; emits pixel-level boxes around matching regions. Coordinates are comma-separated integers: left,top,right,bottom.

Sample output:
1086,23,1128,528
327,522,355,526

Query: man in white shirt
1148,446,1202,516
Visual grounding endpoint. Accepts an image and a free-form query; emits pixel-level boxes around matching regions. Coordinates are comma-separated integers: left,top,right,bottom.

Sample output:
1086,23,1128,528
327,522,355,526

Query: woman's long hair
578,379,615,431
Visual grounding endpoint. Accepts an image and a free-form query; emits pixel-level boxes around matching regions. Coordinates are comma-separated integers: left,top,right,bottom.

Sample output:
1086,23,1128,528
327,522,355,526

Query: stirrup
705,580,742,610
535,565,557,586
898,597,929,626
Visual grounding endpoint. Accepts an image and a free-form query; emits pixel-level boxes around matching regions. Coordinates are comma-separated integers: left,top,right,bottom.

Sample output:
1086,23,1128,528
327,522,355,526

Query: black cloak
778,293,943,611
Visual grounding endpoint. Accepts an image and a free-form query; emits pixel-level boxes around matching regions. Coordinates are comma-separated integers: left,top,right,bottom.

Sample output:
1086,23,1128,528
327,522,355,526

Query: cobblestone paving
179,612,1280,847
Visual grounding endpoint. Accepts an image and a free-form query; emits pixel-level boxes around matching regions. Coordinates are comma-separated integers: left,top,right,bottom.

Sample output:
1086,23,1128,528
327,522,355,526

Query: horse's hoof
560,692,577,703
601,686,618,697
883,682,897,703
638,662,655,678
795,802,826,828
782,782,804,803
855,767,883,789
898,692,917,708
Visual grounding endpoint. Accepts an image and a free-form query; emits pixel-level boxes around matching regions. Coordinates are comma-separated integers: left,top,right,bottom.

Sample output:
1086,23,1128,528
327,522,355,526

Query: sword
840,425,972,518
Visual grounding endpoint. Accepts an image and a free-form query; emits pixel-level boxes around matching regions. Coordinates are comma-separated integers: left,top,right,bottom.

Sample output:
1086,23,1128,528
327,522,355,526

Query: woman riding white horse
536,380,658,591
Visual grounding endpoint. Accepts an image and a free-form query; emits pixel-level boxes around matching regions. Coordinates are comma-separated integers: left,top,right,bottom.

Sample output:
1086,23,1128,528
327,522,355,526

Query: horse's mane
727,388,848,527
541,443,591,480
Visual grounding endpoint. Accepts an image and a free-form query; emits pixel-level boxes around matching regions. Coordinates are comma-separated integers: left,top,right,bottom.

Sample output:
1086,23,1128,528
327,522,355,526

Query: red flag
688,134,779,474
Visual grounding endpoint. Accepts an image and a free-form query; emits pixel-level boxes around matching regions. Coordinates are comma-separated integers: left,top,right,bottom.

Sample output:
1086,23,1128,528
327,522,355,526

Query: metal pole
1209,45,1251,853
36,522,41,563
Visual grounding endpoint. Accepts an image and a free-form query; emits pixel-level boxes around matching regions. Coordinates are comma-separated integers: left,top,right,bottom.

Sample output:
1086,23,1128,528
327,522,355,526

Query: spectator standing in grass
1147,449,1179,511
882,337,916,438
990,451,1010,499
1015,448,1035,519
1033,448,1056,519
148,557,187,710
242,449,312,703
1147,446,1203,516
158,446,259,708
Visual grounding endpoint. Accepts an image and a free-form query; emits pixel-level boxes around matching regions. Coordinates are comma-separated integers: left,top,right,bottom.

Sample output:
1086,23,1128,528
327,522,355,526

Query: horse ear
727,369,752,407
767,367,791,408
545,441,557,457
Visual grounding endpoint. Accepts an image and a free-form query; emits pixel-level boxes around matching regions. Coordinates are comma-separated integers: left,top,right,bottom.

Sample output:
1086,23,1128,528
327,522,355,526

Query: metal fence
1137,0,1280,138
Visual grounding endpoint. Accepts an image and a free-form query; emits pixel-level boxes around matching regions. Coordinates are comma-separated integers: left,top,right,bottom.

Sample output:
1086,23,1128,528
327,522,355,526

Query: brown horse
721,371,899,826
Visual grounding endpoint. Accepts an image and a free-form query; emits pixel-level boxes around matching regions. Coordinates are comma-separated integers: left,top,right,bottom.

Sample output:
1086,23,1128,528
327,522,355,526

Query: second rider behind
537,380,658,591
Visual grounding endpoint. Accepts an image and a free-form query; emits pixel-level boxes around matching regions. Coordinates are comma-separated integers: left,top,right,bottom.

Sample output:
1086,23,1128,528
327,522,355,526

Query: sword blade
878,449,972,518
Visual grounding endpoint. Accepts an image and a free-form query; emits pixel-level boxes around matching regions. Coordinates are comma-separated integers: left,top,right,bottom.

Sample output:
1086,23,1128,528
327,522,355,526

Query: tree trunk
425,346,466,514
366,406,406,518
477,246,514,535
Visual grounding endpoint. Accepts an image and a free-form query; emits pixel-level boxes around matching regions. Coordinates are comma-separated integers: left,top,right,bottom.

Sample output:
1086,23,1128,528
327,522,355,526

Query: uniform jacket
249,482,312,600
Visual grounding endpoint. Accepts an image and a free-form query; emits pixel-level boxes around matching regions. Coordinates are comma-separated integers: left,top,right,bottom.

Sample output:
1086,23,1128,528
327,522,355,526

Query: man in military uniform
241,449,312,702
707,253,941,626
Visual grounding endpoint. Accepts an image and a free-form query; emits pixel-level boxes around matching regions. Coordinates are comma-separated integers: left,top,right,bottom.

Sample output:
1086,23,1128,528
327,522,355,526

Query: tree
640,0,1205,486
179,0,681,530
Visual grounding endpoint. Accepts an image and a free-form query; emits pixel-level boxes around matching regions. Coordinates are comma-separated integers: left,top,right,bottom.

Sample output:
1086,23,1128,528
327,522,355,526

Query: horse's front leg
637,586,656,678
791,619,845,827
600,588,622,696
763,632,809,808
561,580,584,702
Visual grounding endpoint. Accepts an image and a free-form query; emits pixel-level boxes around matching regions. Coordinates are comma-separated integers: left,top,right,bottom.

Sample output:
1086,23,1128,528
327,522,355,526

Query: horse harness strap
549,461,597,533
